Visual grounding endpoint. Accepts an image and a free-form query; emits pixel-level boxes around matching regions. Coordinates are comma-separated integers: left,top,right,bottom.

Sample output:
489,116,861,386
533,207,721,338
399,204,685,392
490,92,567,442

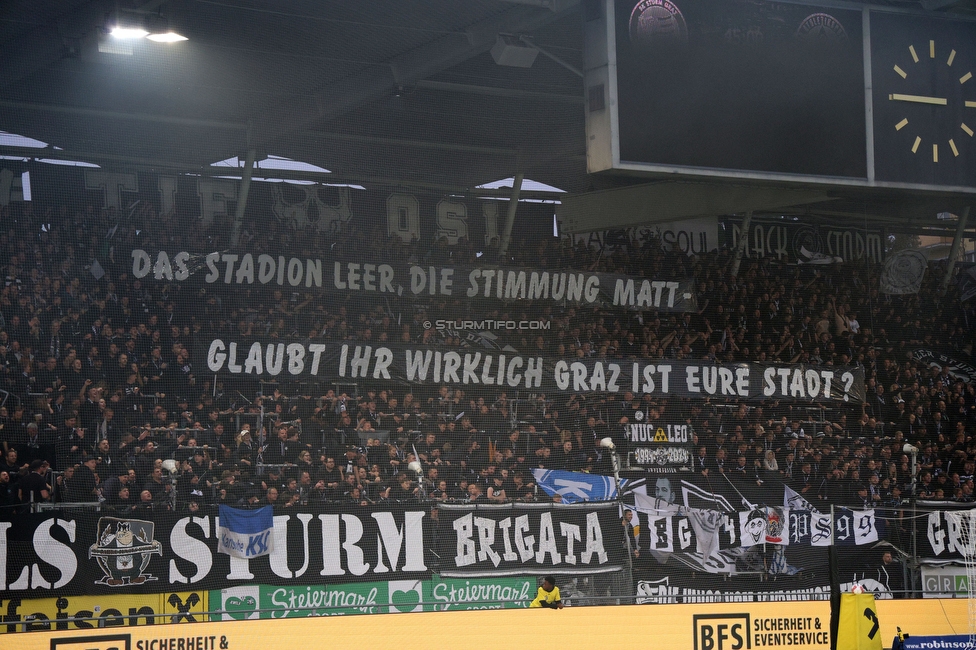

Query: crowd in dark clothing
0,198,974,519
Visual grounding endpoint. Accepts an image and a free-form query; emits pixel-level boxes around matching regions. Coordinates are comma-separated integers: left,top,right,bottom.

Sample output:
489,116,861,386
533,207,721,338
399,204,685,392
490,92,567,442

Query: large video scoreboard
583,0,976,193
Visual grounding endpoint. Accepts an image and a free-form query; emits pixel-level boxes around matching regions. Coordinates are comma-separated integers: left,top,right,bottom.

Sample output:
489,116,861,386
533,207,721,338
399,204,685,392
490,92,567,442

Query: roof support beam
251,2,580,147
0,100,247,131
941,205,971,294
415,79,583,103
0,0,105,90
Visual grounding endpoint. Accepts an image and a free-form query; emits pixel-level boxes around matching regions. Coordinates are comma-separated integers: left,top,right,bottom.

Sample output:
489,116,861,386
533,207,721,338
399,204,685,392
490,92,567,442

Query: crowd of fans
0,198,974,520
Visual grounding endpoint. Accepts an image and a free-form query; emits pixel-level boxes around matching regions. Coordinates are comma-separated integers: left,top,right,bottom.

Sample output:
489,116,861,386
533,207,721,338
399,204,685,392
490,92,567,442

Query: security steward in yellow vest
529,576,564,609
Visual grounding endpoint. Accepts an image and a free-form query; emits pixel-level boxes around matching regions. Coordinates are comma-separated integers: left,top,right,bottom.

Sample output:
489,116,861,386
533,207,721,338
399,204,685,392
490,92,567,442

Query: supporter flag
810,512,834,546
853,509,880,545
531,469,624,504
958,265,976,302
739,506,790,546
218,505,274,559
784,484,820,514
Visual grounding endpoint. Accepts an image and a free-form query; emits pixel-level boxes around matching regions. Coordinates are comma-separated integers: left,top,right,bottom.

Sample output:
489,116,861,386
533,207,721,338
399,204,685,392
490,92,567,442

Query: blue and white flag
218,505,274,559
531,469,623,504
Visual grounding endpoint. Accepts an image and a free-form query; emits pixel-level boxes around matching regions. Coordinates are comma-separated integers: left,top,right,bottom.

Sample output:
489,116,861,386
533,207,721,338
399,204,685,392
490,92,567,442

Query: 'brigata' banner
130,248,697,311
197,339,865,403
437,502,626,577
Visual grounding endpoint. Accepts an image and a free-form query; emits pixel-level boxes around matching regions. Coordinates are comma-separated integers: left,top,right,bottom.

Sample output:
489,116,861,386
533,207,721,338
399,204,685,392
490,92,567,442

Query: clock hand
888,93,947,106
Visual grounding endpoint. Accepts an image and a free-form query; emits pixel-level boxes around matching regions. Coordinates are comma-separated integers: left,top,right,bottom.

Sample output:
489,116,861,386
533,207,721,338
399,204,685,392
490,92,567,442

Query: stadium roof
1,0,975,228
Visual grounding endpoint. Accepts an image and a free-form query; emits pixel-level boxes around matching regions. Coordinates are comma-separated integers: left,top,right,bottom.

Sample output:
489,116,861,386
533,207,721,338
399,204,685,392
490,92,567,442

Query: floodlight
600,437,615,450
110,27,149,39
147,32,188,43
407,461,423,475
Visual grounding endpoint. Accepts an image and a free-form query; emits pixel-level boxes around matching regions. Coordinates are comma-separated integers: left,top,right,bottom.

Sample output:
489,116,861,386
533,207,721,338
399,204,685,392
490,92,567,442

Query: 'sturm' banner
197,339,866,403
0,506,430,598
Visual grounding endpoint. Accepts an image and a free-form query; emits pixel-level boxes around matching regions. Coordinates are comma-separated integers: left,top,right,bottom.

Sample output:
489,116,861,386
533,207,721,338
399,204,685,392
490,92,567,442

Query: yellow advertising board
0,592,209,634
5,600,830,650
3,598,966,650
875,598,970,642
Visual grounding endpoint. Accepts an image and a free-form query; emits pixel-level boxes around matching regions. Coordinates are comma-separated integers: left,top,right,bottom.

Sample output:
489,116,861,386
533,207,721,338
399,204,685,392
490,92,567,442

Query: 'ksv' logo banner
218,506,274,559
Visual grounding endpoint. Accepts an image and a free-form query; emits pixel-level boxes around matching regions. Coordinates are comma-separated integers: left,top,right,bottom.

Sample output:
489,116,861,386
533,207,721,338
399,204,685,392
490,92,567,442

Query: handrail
7,589,930,632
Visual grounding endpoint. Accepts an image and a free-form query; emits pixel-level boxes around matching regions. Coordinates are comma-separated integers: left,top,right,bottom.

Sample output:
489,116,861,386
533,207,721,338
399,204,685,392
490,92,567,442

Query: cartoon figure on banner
743,509,767,545
89,517,163,586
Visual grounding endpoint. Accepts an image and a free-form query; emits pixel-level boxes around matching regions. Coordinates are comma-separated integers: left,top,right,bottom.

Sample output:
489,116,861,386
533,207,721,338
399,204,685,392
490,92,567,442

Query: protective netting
944,509,976,646
1,0,976,634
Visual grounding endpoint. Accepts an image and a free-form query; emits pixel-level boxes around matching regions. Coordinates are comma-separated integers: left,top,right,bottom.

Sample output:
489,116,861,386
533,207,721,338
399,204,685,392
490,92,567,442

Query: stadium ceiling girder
0,0,103,90
555,181,835,233
7,1,976,201
0,1,584,173
248,1,582,150
556,177,976,232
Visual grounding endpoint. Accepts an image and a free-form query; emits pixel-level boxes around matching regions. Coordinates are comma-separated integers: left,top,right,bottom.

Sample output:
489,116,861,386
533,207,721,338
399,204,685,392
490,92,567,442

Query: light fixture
147,32,188,43
599,437,616,450
490,34,539,68
110,27,149,39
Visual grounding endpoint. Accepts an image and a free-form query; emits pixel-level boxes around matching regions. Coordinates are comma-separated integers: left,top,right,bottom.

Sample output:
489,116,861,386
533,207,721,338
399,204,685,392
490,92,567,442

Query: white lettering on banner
169,517,212,584
0,519,77,591
435,199,468,244
203,341,860,400
925,511,976,557
729,221,884,264
158,175,179,216
0,168,27,206
84,171,138,210
386,192,508,245
573,218,718,256
127,246,694,309
483,202,500,245
625,424,690,443
169,512,426,585
553,361,622,392
0,510,428,592
197,179,237,228
386,193,422,243
686,366,749,396
611,279,681,308
762,367,845,399
826,230,884,264
452,512,607,568
206,340,327,377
